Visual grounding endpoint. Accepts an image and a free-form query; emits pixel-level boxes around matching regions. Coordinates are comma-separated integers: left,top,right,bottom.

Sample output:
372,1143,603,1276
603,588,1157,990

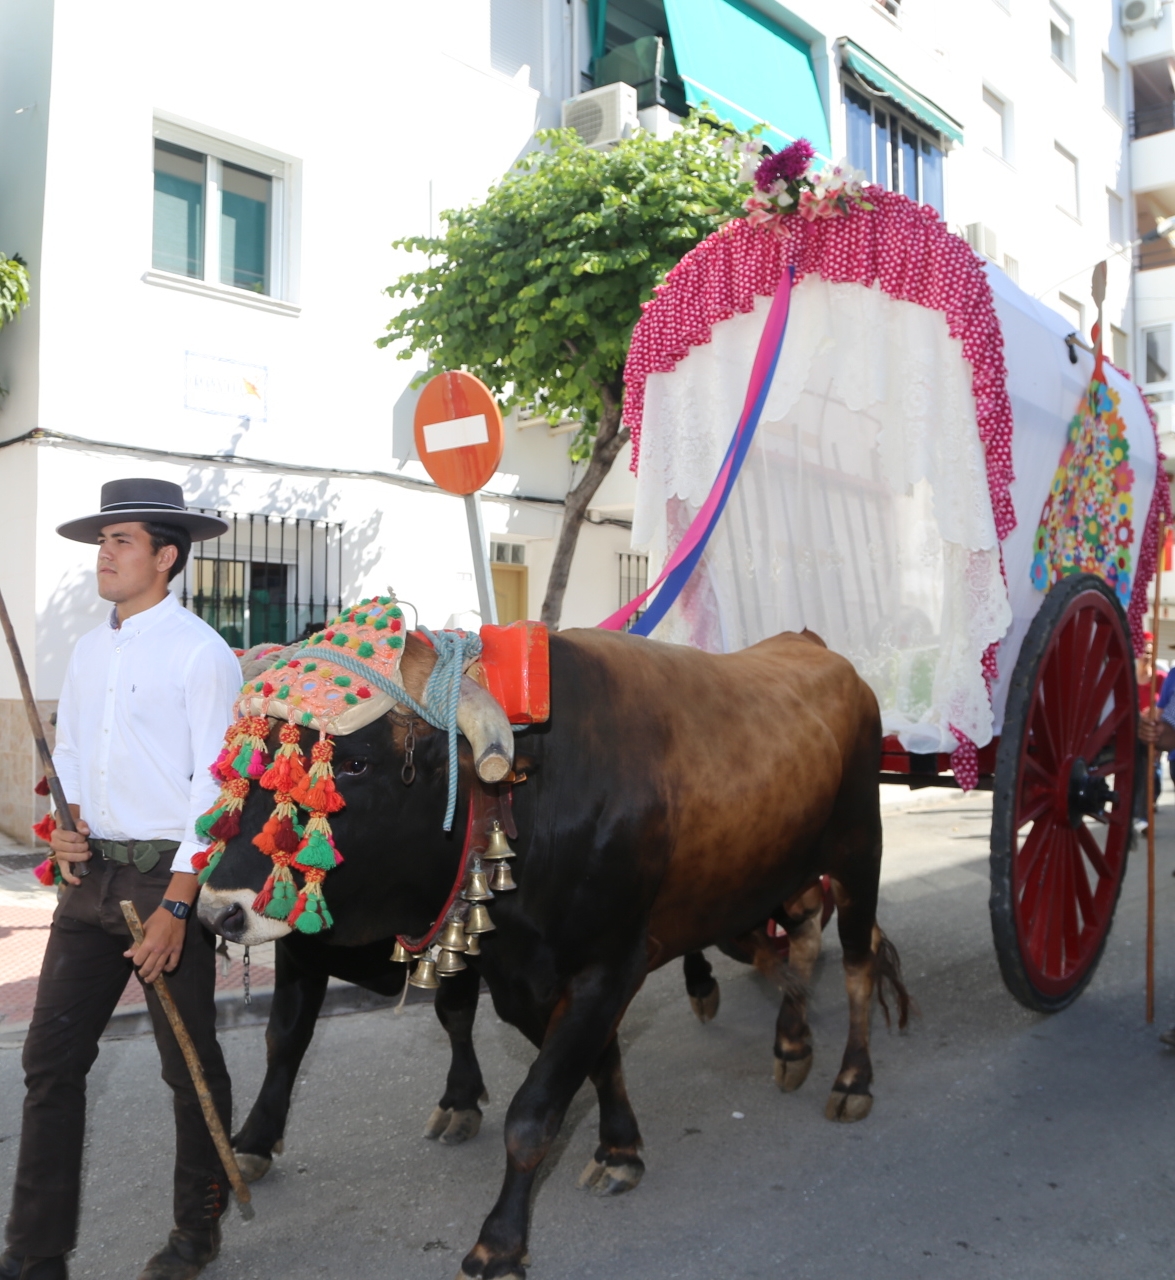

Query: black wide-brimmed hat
56,479,230,544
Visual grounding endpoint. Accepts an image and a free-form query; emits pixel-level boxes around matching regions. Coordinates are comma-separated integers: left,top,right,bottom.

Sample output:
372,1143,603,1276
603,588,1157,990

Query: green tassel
265,873,298,920
294,892,333,934
233,741,254,776
195,806,225,842
196,847,224,886
294,830,337,871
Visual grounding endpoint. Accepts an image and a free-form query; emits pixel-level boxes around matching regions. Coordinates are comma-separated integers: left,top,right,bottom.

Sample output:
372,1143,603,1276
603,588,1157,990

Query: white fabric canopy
632,275,1010,753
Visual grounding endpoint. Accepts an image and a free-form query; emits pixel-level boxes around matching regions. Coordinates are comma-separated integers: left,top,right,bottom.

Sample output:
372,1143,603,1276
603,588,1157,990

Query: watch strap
160,898,191,920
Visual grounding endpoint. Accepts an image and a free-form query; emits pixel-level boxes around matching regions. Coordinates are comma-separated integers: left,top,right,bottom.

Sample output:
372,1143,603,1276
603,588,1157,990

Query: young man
1,480,241,1280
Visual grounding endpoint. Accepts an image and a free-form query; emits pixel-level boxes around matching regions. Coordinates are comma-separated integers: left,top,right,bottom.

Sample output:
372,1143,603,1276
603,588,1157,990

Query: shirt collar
108,591,180,636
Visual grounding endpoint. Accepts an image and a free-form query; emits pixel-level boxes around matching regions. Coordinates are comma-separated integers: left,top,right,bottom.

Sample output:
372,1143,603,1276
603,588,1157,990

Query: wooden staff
1148,531,1166,1024
120,901,255,1221
0,585,86,876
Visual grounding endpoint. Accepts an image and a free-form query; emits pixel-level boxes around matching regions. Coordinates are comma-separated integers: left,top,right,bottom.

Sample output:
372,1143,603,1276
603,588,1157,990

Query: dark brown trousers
5,852,232,1257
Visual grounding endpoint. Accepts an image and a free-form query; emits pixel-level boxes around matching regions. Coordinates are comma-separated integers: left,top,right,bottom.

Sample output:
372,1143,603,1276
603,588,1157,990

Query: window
150,121,293,304
1108,189,1125,246
1050,3,1074,73
1131,59,1175,139
1103,56,1122,118
1144,326,1173,402
844,84,945,215
1111,325,1129,374
981,88,1010,160
618,553,649,631
491,0,545,90
1136,196,1175,269
1058,293,1085,336
179,511,342,648
1003,254,1019,283
1054,143,1079,218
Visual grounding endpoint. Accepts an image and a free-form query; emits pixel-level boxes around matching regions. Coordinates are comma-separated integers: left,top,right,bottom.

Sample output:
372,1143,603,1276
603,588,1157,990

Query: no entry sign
413,371,505,496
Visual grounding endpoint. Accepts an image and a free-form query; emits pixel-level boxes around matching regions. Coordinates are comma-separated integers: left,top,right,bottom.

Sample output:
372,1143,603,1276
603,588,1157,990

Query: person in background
0,480,239,1280
1139,633,1162,801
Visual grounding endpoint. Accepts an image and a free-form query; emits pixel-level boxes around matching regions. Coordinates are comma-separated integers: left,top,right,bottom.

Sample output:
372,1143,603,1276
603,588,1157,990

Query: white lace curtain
632,277,1012,753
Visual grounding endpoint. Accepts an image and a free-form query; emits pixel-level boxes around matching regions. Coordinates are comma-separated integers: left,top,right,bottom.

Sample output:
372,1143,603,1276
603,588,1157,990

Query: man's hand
125,908,186,984
49,809,90,887
1140,706,1175,752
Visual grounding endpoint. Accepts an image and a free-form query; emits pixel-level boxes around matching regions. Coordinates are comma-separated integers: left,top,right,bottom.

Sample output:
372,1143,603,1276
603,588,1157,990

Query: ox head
197,632,515,947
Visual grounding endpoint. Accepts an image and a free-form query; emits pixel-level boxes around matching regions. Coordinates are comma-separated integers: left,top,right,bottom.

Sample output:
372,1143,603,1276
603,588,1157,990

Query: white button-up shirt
52,592,241,875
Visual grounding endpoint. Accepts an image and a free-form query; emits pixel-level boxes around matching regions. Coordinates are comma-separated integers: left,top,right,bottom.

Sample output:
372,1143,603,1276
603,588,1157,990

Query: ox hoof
424,1106,483,1144
578,1155,645,1196
824,1089,873,1122
233,1152,273,1183
688,980,720,1024
773,1048,813,1093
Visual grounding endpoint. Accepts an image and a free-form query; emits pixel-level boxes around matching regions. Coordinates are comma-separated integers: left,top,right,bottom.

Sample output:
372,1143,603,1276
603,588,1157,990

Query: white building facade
1,0,1170,839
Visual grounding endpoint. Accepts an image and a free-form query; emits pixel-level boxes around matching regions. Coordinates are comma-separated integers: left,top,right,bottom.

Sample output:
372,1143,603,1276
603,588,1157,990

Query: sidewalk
0,833,403,1048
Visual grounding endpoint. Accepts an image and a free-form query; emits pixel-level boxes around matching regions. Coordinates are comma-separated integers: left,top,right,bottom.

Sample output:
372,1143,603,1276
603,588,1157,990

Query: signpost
414,371,505,625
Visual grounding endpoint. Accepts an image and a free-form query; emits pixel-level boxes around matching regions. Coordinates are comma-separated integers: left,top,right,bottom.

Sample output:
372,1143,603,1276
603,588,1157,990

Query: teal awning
838,38,963,145
663,0,831,158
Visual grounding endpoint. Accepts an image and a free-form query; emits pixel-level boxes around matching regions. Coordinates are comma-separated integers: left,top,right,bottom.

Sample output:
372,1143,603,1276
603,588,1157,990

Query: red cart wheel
990,574,1137,1012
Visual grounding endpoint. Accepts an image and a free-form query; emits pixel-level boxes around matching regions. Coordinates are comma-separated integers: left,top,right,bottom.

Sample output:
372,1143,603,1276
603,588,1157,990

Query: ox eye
339,758,368,776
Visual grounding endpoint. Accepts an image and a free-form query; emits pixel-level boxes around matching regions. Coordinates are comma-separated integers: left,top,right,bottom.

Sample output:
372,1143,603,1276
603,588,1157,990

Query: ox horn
456,674,514,783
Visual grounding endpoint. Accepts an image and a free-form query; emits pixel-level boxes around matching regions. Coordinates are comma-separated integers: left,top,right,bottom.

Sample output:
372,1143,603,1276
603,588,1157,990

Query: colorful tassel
195,776,250,843
288,868,334,934
253,792,303,857
292,812,343,873
210,719,249,782
260,722,307,794
32,813,56,843
292,738,344,813
232,716,271,780
253,862,299,920
34,857,61,887
194,842,226,886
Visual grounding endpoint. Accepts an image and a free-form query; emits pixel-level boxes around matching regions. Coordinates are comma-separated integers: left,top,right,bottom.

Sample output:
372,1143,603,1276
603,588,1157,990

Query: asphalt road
3,787,1175,1280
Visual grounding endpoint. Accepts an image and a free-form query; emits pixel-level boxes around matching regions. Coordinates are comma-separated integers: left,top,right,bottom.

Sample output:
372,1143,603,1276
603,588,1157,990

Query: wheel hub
1065,756,1115,826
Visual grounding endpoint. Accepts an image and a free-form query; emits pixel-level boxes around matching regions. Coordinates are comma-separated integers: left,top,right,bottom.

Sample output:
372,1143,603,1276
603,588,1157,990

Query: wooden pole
1147,531,1165,1024
0,585,86,874
120,901,255,1221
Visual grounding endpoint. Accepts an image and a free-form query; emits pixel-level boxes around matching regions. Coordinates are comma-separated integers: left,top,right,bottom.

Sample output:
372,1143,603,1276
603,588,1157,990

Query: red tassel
252,875,275,913
261,722,307,793
34,858,58,886
191,847,212,872
32,813,56,843
208,810,242,841
299,777,345,813
34,775,50,796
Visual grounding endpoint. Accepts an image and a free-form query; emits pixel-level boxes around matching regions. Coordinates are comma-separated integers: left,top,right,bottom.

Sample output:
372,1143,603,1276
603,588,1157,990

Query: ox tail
873,930,914,1031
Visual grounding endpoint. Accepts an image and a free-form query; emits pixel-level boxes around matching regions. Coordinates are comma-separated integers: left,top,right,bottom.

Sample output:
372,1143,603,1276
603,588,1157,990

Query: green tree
378,114,751,626
0,255,30,330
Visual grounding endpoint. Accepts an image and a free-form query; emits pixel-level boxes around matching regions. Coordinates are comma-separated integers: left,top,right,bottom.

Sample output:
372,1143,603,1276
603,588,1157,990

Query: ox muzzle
198,888,293,946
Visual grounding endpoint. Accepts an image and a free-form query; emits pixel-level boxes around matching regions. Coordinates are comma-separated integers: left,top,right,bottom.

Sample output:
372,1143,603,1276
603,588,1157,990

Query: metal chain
243,946,251,1007
401,721,416,785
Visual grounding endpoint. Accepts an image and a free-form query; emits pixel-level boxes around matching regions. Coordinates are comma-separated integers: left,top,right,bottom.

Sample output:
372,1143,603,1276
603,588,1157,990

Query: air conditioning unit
1122,0,1162,30
966,222,999,261
562,83,639,149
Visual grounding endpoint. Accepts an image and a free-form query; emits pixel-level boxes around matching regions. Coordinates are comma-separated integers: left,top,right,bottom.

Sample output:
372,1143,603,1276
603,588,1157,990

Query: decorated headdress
194,595,413,933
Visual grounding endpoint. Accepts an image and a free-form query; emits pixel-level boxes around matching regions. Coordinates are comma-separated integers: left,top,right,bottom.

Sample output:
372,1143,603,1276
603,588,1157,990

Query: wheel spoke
1058,831,1083,964
1083,704,1131,763
1074,820,1111,881
1070,626,1116,741
1016,789,1053,831
1017,819,1051,887
1070,830,1097,930
1074,658,1126,754
1025,830,1061,971
1030,685,1061,771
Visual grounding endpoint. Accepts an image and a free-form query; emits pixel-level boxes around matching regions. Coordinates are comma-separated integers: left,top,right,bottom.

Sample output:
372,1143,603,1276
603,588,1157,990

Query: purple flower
754,138,815,191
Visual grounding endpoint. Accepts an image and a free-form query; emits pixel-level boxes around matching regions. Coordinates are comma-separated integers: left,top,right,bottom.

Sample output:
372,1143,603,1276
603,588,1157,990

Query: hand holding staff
121,901,254,1221
0,584,86,876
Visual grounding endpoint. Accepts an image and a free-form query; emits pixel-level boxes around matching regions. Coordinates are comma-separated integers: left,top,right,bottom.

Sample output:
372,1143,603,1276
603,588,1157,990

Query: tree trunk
541,388,629,629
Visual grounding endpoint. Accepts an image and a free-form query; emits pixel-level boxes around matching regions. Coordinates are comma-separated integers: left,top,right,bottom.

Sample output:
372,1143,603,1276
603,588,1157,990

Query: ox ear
457,675,514,783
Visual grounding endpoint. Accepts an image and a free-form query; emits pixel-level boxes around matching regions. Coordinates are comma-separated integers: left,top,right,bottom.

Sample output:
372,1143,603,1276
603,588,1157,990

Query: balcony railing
1132,103,1175,139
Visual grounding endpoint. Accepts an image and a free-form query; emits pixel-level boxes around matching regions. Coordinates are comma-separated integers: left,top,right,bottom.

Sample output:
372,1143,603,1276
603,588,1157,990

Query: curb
0,978,436,1049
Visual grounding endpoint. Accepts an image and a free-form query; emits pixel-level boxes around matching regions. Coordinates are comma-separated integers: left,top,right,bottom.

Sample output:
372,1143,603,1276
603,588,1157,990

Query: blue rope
298,628,482,831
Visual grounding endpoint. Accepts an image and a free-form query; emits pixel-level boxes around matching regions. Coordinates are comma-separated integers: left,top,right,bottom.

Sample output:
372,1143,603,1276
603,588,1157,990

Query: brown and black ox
199,625,908,1280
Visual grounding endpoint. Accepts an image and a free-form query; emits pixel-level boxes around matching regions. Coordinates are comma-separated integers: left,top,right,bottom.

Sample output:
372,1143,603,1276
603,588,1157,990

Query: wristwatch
160,898,191,920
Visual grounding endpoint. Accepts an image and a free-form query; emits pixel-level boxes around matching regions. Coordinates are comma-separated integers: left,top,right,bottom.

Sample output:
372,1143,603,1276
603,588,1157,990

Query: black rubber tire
989,573,1136,1013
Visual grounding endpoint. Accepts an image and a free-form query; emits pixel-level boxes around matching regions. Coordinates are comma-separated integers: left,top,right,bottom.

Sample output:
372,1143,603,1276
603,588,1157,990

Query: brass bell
464,931,481,956
435,947,467,976
390,940,411,965
438,919,468,952
465,903,496,935
484,821,514,861
489,861,517,892
408,956,440,989
463,869,493,902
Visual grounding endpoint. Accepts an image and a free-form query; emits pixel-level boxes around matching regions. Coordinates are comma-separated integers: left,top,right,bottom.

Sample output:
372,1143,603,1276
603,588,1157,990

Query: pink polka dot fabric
624,191,1017,543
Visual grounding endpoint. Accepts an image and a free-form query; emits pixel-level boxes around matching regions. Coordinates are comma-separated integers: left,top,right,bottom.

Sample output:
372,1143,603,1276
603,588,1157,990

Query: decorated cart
605,141,1172,1012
